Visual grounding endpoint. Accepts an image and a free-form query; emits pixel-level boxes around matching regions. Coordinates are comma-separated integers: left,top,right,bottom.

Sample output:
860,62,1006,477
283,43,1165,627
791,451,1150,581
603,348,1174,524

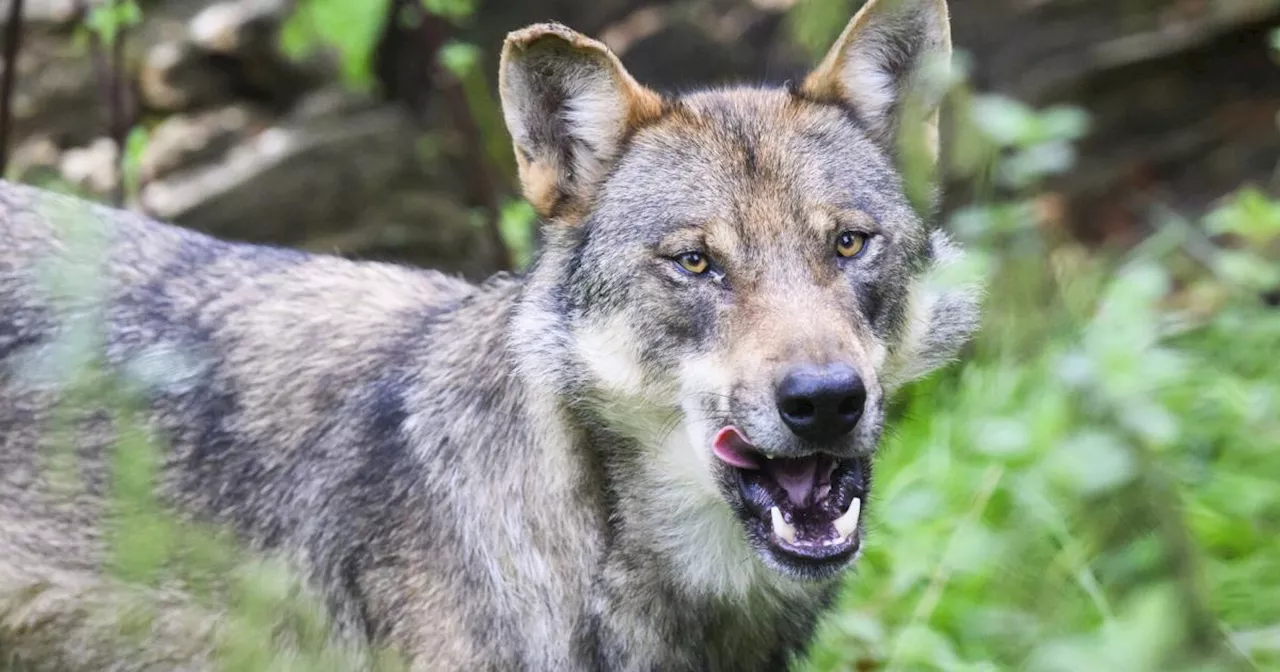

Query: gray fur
0,1,980,670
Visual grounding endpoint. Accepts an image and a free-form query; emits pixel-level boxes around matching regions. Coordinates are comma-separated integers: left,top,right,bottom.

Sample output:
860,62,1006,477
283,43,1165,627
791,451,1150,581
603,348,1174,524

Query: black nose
776,364,866,443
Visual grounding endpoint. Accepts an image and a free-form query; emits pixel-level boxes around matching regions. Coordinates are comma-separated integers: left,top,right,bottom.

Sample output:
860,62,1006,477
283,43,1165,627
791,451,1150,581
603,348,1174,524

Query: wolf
0,0,980,669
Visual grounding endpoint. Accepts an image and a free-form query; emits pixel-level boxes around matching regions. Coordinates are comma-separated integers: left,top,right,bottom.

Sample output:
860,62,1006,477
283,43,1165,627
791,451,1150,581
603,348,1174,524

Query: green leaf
499,198,537,270
1037,106,1091,142
1205,187,1280,247
970,416,1032,459
970,95,1037,147
1046,431,1136,496
86,0,142,45
121,125,150,202
279,0,392,90
439,41,481,79
423,0,479,22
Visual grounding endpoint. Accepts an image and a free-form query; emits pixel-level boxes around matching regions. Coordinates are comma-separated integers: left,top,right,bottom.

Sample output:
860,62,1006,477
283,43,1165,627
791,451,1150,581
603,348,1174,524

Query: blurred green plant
120,125,150,203
423,0,478,23
787,0,862,61
499,197,537,269
280,0,392,90
84,0,142,46
439,39,517,185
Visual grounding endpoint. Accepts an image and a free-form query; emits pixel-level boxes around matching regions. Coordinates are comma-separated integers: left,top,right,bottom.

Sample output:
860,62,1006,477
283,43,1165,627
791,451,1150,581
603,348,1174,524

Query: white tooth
833,498,861,540
771,506,796,543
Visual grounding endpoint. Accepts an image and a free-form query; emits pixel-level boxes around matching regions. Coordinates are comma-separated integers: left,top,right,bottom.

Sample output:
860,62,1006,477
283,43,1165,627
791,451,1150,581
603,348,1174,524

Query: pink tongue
712,427,761,470
770,458,818,506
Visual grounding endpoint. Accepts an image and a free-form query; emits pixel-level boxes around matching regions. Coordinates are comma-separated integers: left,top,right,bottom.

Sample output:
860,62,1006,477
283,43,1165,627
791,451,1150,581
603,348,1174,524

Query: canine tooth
770,506,796,543
833,498,861,540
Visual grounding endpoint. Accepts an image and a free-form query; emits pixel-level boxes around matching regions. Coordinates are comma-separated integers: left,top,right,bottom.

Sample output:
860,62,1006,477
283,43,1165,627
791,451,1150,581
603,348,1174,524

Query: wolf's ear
499,23,664,221
801,0,952,167
881,230,982,395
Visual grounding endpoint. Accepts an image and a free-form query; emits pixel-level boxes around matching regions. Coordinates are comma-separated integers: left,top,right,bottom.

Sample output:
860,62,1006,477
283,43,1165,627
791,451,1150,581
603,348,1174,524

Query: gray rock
59,137,119,196
138,40,237,111
135,90,501,277
0,0,92,25
8,136,62,183
138,104,267,182
188,0,290,55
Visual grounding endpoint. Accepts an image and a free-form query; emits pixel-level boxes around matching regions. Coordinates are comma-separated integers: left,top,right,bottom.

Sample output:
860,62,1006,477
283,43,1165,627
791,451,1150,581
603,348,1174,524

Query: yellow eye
677,251,710,275
836,231,868,258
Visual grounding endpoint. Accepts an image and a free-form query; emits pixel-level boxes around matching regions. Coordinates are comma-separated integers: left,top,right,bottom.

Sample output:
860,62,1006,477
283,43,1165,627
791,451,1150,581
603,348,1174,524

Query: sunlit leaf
1046,431,1136,496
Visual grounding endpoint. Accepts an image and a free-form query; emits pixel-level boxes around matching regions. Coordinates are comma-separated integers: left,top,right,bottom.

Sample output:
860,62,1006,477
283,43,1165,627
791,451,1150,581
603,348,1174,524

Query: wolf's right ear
499,23,664,221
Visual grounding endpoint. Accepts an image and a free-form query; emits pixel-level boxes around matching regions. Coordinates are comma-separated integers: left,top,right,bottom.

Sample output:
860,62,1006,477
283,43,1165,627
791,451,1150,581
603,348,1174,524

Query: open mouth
713,426,866,573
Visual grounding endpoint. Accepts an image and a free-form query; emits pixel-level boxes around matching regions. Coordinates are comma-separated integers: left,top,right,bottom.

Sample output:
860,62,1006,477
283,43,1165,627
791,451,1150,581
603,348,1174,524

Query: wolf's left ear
801,0,952,167
499,23,664,221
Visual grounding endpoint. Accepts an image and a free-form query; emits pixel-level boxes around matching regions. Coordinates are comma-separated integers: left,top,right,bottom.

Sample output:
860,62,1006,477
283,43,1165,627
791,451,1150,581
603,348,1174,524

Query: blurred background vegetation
1,0,1278,669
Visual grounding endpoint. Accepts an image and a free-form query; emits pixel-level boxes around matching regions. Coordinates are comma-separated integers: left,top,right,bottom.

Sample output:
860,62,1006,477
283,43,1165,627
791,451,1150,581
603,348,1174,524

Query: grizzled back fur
0,1,980,670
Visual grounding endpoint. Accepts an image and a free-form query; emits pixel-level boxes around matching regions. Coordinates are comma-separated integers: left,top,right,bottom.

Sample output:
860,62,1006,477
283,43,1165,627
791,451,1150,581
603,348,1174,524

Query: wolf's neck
569,413,835,668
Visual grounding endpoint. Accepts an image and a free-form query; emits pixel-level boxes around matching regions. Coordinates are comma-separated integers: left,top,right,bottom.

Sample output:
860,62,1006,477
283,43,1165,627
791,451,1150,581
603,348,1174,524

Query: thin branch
106,11,132,206
0,0,27,176
375,2,514,272
438,72,513,271
885,465,1005,672
78,0,134,206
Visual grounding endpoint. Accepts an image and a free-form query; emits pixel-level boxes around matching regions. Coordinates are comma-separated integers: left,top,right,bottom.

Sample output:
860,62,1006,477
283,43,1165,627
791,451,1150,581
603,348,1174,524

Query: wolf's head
503,0,980,587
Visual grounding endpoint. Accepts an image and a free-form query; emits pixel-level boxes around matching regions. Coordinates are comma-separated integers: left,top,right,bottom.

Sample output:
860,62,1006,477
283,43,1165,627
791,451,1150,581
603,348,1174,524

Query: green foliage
787,0,863,60
422,0,478,24
499,197,537,269
85,0,142,45
1205,187,1280,249
121,125,151,203
280,0,392,90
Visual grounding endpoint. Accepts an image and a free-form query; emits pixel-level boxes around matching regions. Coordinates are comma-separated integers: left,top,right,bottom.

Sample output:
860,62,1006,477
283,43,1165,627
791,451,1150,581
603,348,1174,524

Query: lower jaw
746,519,861,578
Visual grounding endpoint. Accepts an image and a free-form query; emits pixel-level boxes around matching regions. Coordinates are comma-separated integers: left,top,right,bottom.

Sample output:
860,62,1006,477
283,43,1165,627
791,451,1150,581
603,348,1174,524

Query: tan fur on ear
499,23,664,221
801,0,951,165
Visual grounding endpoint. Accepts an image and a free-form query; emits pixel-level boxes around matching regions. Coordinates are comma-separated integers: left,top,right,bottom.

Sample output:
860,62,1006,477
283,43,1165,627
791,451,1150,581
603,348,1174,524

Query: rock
139,101,502,278
59,137,119,196
0,0,93,25
138,40,237,111
179,0,328,110
8,136,62,183
138,104,267,182
302,190,501,278
285,85,381,123
136,91,501,278
188,0,289,55
7,28,104,146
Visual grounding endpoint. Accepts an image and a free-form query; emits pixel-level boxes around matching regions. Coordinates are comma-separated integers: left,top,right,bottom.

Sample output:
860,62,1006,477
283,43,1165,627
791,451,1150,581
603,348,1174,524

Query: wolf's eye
836,231,869,259
676,252,710,275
